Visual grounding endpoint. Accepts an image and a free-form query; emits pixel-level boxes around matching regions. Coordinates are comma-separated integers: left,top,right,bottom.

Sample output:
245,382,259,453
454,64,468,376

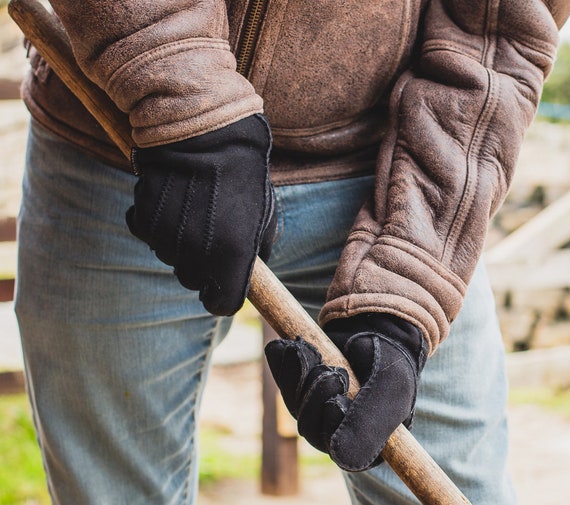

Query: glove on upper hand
126,114,276,316
264,313,428,472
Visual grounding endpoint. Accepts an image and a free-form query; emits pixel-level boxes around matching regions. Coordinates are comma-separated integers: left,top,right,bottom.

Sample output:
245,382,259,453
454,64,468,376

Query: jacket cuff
318,234,467,355
102,39,264,147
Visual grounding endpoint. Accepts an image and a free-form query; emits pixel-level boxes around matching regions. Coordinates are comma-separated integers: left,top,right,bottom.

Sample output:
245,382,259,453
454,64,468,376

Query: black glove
126,114,276,316
264,313,428,472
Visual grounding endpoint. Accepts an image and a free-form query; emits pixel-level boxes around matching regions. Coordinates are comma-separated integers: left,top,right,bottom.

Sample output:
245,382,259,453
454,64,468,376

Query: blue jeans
16,122,516,504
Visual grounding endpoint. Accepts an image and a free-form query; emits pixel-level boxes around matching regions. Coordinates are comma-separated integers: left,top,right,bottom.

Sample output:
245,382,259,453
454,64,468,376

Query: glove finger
296,366,349,453
200,263,249,316
128,172,182,262
193,181,261,316
323,394,352,446
172,260,206,293
199,241,268,317
343,332,376,383
170,173,216,293
126,203,177,271
265,338,323,418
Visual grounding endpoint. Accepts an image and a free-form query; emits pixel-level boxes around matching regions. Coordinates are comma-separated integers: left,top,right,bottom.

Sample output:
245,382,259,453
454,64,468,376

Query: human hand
126,114,276,316
264,313,428,471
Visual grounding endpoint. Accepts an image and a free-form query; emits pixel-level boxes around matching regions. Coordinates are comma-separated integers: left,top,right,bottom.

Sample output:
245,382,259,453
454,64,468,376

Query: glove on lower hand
265,313,428,472
126,114,276,316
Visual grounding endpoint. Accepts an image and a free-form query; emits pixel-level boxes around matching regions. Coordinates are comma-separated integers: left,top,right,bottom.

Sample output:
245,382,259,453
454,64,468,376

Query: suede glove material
264,313,428,472
126,114,276,316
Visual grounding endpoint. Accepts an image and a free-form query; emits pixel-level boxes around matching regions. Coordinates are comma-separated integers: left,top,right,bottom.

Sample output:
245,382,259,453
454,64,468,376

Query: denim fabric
16,121,515,504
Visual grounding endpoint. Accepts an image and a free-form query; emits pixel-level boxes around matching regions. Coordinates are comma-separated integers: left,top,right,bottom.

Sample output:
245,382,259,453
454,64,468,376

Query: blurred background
1,2,570,504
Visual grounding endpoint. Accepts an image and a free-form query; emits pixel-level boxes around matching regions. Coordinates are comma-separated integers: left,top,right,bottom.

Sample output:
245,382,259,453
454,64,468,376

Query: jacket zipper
235,0,269,76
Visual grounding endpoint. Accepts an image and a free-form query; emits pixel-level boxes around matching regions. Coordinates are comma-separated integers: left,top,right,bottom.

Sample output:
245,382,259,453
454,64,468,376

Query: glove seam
239,114,274,308
175,175,198,263
150,172,175,245
203,165,221,257
330,333,420,471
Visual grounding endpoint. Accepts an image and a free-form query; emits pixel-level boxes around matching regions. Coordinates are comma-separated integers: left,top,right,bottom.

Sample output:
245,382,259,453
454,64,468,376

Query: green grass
0,397,264,503
0,395,50,505
0,396,261,503
509,386,570,420
198,426,260,486
199,425,335,486
0,394,333,503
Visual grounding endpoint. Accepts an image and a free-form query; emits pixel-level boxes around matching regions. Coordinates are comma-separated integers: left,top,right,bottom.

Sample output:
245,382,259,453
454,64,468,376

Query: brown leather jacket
22,0,569,354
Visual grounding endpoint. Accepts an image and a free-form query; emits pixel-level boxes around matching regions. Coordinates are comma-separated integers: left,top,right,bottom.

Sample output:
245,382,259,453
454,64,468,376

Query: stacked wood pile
0,6,26,304
486,121,570,352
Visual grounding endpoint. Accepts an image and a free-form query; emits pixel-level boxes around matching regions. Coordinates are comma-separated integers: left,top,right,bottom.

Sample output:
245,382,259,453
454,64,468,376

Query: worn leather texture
318,0,563,353
21,0,568,353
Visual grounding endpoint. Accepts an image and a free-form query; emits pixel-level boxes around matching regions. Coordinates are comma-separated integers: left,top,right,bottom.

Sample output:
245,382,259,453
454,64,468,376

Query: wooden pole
0,371,26,395
261,321,299,496
8,1,472,502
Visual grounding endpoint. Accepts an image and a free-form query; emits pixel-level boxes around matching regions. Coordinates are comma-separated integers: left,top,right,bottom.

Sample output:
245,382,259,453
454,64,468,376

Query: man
15,0,568,503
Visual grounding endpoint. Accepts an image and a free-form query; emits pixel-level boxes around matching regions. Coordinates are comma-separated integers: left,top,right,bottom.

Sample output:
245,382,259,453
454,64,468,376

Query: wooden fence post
261,320,299,496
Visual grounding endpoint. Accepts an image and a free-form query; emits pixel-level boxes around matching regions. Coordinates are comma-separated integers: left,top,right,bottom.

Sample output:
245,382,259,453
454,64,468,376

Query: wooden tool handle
250,259,471,505
248,258,361,397
8,1,471,502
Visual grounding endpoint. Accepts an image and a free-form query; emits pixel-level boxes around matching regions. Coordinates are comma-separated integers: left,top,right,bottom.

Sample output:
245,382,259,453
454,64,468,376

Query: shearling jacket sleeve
48,0,263,147
320,0,568,355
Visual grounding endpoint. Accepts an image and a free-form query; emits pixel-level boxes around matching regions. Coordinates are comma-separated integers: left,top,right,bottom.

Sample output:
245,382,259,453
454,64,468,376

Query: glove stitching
297,369,346,448
260,116,274,242
276,342,299,417
175,174,198,263
295,339,322,408
329,337,382,470
236,114,274,307
253,115,273,250
150,172,175,245
330,335,421,471
203,165,221,257
376,333,421,426
130,148,141,176
377,355,406,374
326,396,349,416
262,180,275,239
376,333,419,373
